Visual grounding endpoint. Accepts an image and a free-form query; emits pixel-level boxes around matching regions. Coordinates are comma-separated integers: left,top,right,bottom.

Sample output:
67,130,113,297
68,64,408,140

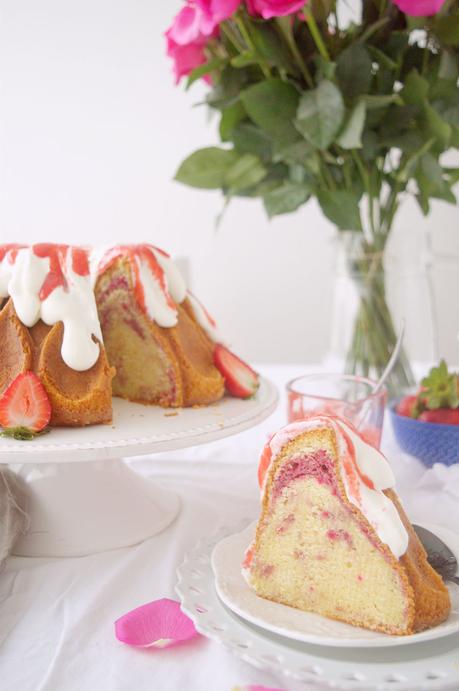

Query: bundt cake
244,416,450,635
0,243,247,428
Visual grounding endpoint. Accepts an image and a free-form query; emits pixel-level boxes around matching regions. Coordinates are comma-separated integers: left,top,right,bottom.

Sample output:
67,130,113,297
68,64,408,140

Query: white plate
212,522,459,649
176,520,459,691
0,376,278,462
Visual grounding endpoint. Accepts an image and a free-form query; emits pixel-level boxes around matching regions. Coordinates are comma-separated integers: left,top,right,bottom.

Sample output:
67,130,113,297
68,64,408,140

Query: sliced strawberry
0,372,51,433
213,344,259,399
396,395,418,418
418,409,459,425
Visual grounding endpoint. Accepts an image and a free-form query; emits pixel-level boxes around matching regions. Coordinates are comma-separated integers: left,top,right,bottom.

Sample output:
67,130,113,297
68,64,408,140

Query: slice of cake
94,245,225,407
244,416,450,635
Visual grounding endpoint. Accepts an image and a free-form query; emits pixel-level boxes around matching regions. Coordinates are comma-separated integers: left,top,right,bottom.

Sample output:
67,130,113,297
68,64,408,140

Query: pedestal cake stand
0,377,278,558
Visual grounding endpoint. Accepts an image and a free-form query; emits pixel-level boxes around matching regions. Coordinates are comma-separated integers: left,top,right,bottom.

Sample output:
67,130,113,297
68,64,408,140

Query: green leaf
315,56,337,81
272,138,316,166
219,102,246,141
240,78,300,145
422,103,451,149
175,147,239,189
336,45,372,100
263,182,311,218
397,137,435,182
295,80,345,150
232,122,273,162
186,58,227,89
206,66,251,110
431,85,459,129
0,426,50,441
317,190,362,231
443,166,459,184
401,70,429,106
434,15,459,46
420,360,459,409
336,101,366,149
415,153,456,206
225,154,267,192
249,22,295,73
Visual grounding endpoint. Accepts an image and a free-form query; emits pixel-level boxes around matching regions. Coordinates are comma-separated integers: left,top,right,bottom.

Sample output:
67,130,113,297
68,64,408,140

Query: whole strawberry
396,360,459,425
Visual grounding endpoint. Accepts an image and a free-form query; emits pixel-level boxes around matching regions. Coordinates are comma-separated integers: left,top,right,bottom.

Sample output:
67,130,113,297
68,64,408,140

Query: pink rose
392,0,446,16
165,4,217,84
166,36,207,84
195,0,242,31
247,0,306,19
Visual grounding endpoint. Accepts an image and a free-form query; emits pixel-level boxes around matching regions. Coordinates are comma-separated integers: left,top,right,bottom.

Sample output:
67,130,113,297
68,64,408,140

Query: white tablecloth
2,365,459,691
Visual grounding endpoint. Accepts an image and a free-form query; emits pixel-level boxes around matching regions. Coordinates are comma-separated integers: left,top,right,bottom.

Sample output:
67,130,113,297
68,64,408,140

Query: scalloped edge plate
0,377,278,462
212,522,459,648
176,520,459,691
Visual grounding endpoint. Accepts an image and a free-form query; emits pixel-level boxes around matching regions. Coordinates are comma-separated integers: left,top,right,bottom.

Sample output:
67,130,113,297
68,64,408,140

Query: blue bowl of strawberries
389,361,459,467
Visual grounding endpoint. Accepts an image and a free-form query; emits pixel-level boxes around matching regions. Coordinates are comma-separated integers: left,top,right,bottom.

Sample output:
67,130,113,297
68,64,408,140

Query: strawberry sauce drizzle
0,244,27,264
98,245,176,315
32,244,90,301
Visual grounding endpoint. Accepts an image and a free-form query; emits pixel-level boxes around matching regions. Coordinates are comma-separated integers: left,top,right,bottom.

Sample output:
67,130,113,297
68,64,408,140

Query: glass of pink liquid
287,373,387,449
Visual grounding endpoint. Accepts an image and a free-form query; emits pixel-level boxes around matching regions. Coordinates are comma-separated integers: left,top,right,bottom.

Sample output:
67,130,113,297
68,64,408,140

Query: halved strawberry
213,344,259,399
0,372,51,435
418,409,459,425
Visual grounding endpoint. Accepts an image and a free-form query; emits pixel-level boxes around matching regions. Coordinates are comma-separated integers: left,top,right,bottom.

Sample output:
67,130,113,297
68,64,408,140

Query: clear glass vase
329,230,423,397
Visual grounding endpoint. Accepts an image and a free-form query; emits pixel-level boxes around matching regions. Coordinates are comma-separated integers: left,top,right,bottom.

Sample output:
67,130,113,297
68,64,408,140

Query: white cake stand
0,377,278,558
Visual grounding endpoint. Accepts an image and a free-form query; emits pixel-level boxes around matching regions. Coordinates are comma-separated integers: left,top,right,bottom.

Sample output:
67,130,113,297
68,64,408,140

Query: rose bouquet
166,0,459,394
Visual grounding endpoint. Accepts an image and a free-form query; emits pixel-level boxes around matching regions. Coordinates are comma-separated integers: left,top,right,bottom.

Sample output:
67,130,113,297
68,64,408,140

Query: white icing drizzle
134,254,179,328
187,291,222,342
0,243,221,373
151,248,187,305
260,417,409,559
0,246,101,372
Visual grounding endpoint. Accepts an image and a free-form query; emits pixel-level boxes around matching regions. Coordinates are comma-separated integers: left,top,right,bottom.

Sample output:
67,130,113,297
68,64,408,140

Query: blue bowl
389,404,459,467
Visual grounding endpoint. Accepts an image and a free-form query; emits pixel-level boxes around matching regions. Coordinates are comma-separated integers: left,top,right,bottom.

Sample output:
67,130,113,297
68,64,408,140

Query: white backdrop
0,0,458,364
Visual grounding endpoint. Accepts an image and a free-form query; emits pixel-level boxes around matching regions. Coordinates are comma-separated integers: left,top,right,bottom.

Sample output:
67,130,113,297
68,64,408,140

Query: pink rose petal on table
115,598,199,649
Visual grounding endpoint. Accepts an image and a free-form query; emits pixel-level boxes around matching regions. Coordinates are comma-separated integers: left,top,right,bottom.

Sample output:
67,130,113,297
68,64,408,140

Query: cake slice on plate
243,416,450,635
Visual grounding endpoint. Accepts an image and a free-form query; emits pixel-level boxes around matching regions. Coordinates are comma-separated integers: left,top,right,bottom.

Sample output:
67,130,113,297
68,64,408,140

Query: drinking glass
287,373,387,448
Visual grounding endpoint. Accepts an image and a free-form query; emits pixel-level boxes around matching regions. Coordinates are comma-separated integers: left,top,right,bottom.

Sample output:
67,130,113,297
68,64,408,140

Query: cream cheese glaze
187,291,222,342
0,245,102,372
0,243,219,373
259,416,409,559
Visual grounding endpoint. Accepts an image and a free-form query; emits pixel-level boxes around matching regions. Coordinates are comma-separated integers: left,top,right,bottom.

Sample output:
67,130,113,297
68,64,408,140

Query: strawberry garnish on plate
214,344,259,399
0,372,51,440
